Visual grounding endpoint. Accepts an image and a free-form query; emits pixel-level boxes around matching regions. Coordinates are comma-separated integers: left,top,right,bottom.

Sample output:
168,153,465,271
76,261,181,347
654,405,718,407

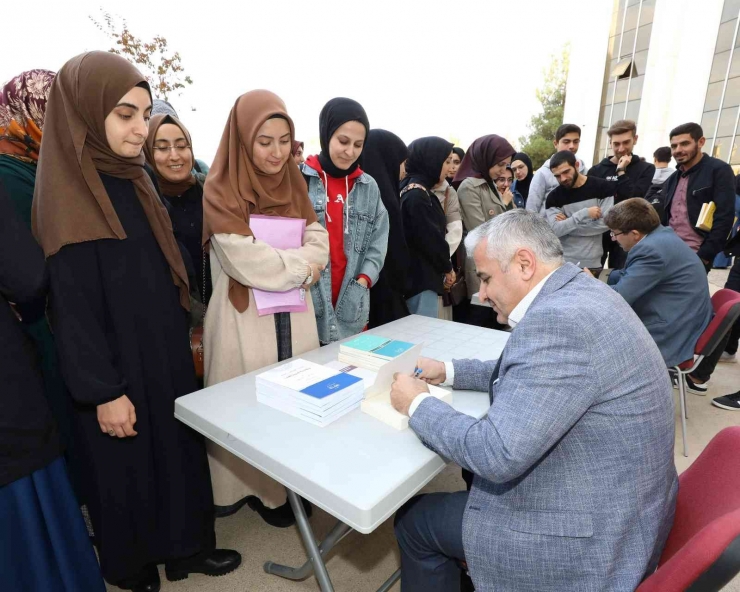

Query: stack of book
338,335,416,371
256,359,365,427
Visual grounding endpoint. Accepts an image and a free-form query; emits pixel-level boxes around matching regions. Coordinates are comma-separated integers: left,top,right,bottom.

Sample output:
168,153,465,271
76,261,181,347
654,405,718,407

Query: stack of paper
339,335,416,371
256,359,365,427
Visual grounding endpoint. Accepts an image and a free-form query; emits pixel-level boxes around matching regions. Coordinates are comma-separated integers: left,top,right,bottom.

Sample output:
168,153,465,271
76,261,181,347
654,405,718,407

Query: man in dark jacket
590,120,656,270
661,122,735,272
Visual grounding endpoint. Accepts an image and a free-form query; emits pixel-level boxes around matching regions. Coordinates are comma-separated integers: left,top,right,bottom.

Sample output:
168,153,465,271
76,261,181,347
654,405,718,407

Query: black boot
247,496,313,528
165,549,241,582
118,564,160,592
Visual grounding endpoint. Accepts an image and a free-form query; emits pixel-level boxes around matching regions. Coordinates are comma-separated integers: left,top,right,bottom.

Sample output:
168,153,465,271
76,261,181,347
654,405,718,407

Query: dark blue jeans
394,491,468,592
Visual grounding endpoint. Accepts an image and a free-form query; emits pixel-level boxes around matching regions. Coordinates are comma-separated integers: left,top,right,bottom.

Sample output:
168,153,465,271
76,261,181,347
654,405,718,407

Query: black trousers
723,258,740,355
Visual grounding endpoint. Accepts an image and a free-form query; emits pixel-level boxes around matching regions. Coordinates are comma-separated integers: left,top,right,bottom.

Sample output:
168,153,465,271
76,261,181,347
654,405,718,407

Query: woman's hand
444,270,456,288
98,395,137,438
502,188,515,206
301,263,324,289
357,277,369,288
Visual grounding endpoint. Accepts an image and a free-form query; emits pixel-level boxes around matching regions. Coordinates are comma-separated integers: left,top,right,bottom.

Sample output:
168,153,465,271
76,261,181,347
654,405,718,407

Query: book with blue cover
339,335,416,370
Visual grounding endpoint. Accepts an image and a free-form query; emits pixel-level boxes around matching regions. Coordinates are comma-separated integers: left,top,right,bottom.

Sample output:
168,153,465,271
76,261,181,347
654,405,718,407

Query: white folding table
175,315,509,591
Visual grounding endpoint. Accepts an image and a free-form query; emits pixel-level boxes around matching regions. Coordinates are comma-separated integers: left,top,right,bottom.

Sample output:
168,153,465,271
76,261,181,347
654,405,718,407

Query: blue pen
413,367,423,378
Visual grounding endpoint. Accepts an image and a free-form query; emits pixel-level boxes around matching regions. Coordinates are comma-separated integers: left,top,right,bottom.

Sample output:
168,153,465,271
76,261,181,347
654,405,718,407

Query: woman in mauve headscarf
453,134,516,329
203,90,329,526
33,51,240,590
292,139,305,165
361,129,410,327
0,69,105,591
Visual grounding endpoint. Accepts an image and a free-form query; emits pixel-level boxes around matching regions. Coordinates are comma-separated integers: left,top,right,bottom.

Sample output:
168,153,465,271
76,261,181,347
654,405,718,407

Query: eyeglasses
610,230,625,238
153,143,191,154
495,177,513,184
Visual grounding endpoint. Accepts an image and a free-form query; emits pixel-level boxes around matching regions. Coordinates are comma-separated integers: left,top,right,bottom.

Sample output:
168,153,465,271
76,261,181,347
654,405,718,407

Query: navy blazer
608,225,713,368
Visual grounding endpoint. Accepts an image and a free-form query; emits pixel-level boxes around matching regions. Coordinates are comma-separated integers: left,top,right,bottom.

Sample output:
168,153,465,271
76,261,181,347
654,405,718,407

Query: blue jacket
303,164,389,344
411,264,677,591
608,225,713,368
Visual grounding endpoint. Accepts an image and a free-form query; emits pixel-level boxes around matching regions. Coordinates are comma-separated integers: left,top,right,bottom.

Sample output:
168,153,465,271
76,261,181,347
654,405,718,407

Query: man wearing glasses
595,198,712,372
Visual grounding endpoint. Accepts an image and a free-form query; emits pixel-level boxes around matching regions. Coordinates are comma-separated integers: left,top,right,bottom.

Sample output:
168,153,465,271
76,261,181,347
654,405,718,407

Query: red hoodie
305,155,371,306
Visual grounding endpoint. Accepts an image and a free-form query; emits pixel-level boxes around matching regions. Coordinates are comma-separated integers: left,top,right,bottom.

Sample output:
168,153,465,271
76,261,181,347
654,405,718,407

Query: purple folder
249,215,308,316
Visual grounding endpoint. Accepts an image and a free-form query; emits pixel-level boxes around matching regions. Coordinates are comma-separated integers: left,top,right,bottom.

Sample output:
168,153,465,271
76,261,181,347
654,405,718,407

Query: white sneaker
719,352,737,363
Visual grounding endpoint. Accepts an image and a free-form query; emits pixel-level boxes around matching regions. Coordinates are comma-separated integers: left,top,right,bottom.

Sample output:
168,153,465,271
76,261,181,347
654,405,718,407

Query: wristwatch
616,168,626,174
304,266,314,286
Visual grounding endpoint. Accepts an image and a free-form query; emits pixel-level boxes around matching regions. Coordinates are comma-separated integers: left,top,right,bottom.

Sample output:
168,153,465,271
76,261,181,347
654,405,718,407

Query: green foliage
90,10,193,101
518,45,570,170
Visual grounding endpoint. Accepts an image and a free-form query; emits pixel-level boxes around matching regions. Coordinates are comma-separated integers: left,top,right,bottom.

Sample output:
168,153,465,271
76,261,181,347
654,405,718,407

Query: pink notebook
249,215,308,316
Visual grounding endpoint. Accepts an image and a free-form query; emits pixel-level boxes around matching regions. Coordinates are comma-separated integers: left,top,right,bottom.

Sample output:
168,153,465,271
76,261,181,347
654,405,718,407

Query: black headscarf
511,152,534,199
446,147,466,184
317,97,370,178
362,129,410,287
402,136,454,191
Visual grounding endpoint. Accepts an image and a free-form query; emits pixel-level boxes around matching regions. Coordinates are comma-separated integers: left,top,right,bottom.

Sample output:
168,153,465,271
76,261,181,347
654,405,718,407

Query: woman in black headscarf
446,147,465,184
303,98,389,343
362,129,410,327
400,137,455,318
510,151,533,204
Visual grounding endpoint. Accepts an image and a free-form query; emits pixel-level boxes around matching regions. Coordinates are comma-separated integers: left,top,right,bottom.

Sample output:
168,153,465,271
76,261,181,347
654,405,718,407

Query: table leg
263,489,351,591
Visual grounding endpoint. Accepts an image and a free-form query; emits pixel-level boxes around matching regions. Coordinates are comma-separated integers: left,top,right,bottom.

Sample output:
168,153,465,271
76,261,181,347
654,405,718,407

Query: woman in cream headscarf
203,90,329,526
33,51,239,590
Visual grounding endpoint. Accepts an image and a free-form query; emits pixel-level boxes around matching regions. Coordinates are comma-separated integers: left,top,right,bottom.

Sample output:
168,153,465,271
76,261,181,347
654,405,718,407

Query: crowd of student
1,50,738,591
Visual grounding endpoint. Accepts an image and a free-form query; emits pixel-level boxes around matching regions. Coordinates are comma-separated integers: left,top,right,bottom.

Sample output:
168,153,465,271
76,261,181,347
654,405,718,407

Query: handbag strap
202,248,208,313
399,182,428,199
443,186,450,215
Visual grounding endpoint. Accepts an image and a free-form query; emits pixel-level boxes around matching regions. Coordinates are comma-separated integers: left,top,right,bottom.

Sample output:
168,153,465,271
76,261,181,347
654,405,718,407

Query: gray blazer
608,225,713,368
410,264,678,592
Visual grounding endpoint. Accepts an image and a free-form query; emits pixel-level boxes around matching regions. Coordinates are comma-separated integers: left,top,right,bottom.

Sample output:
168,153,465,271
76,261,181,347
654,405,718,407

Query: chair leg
678,374,688,457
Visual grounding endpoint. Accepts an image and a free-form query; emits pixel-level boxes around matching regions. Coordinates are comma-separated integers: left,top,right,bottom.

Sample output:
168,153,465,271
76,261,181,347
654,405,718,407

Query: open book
328,343,452,430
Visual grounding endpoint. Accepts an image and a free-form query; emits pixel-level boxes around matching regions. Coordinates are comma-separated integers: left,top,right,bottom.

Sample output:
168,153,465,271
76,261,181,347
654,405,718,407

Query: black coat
401,184,453,298
48,173,215,584
660,154,736,262
588,154,655,200
0,180,60,487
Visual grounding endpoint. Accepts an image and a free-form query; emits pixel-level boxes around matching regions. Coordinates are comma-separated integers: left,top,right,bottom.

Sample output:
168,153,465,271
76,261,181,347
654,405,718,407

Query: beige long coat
204,222,329,508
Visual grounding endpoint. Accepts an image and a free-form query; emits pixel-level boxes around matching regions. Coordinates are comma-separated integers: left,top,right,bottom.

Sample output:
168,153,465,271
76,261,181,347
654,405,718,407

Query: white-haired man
390,209,678,592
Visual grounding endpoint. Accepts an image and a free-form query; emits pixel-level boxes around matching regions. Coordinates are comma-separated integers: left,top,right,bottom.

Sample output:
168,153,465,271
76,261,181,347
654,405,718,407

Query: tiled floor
105,270,740,591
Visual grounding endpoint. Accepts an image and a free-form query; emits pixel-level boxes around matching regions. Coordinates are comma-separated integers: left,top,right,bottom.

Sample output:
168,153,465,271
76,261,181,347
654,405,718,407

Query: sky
4,0,595,164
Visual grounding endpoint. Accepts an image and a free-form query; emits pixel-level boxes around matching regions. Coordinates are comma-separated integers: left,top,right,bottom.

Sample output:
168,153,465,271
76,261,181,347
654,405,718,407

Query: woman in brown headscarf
33,51,240,591
203,90,329,526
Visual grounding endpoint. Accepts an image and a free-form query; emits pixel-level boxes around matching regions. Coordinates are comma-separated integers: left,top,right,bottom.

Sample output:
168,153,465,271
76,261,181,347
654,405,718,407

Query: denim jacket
303,164,389,344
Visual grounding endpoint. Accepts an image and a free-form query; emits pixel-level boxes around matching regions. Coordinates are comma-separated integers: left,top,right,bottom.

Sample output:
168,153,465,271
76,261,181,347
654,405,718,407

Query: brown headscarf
144,113,197,197
203,90,318,313
32,51,190,309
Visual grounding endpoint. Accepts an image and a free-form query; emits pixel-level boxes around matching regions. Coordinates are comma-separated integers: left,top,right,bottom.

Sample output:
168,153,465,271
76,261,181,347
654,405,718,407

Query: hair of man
555,123,582,142
653,146,672,163
464,209,564,273
549,149,577,171
604,197,661,235
607,119,637,138
669,122,703,142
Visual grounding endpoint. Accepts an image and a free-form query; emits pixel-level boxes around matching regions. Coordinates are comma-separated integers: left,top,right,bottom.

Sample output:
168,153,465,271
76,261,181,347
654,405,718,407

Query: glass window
603,82,615,106
628,75,644,101
625,100,641,123
702,110,719,136
718,106,740,137
724,77,740,108
705,81,725,112
722,0,740,23
612,57,633,79
633,50,648,76
731,137,740,164
611,102,626,124
713,136,733,161
640,0,656,25
614,78,629,103
635,24,652,53
717,19,737,54
710,51,732,83
621,29,636,57
610,1,627,37
624,3,640,31
730,49,740,78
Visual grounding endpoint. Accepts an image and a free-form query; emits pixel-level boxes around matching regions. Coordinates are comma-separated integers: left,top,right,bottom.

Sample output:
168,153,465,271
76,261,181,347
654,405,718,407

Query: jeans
406,290,439,318
394,492,468,592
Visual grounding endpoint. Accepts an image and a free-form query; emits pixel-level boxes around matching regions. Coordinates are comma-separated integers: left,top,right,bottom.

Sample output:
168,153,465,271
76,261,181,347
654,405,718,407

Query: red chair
670,289,740,457
636,426,740,591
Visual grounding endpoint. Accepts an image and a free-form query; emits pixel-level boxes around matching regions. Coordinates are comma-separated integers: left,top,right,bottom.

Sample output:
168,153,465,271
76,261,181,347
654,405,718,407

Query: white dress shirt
408,268,559,417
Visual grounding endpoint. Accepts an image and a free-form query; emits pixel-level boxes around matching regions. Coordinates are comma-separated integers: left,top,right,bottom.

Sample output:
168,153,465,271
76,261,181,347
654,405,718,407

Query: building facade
565,0,738,171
